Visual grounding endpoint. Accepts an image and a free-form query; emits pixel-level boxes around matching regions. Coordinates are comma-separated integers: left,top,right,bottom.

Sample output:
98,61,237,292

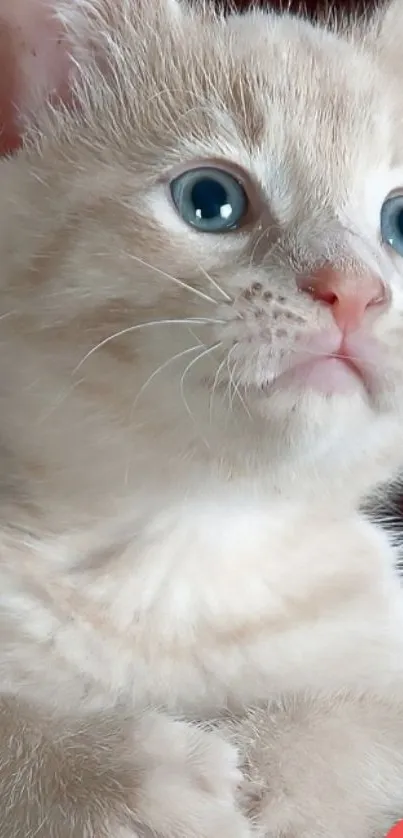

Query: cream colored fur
0,0,403,835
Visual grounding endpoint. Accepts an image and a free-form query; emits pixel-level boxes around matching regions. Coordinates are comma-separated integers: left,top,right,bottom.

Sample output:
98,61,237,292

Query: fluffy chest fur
2,493,402,716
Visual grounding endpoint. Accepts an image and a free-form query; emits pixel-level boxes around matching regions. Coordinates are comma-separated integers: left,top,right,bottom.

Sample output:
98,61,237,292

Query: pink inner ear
0,0,71,154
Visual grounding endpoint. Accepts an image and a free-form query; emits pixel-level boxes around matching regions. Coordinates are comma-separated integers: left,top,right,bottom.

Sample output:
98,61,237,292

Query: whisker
72,317,223,374
226,352,237,417
185,326,206,348
249,222,279,267
180,342,222,430
0,310,17,321
209,355,228,424
226,348,252,420
225,345,237,414
196,263,232,303
126,254,218,306
131,343,205,411
37,379,84,425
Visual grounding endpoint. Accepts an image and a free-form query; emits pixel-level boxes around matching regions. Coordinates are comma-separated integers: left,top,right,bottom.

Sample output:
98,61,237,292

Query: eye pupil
170,166,248,233
191,178,230,222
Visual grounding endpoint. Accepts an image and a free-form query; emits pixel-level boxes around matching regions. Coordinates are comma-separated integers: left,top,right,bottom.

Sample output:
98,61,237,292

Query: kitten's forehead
135,11,393,199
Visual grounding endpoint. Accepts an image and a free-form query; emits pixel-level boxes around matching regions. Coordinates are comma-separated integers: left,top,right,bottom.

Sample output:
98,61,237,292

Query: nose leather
297,264,386,332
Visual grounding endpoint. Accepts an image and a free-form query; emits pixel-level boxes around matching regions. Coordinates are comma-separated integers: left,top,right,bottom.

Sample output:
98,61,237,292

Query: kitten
1,0,403,835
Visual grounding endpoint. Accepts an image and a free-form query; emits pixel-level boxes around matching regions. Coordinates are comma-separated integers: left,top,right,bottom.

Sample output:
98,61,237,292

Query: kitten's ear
0,0,71,152
0,0,186,152
369,0,403,74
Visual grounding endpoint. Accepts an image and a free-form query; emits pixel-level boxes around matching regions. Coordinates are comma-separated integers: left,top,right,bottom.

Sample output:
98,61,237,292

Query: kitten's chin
249,374,378,472
254,379,370,429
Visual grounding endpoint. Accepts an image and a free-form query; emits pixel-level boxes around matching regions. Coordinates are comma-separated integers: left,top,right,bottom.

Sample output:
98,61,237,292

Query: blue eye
170,167,248,233
380,193,403,255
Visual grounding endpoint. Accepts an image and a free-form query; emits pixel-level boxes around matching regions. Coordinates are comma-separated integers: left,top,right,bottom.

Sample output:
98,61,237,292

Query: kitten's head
3,0,403,494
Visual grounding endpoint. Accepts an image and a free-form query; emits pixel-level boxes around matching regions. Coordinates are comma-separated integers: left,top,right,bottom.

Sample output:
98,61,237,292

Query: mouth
274,331,381,396
283,354,363,395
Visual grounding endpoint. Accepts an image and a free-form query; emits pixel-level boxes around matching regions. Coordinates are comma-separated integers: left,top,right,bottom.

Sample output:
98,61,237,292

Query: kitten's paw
133,714,253,838
220,694,403,838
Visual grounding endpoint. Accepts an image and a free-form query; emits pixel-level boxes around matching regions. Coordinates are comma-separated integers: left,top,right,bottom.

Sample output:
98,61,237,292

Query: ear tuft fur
0,0,187,146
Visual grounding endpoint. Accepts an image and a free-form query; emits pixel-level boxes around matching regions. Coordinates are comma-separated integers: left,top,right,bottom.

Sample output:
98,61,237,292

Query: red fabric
0,15,21,155
386,823,403,838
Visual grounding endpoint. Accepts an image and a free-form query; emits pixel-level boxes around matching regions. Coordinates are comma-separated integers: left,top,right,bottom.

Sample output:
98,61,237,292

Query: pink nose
297,264,386,333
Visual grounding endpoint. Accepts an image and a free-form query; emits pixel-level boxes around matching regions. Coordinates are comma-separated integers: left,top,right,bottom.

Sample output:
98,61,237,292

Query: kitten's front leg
0,697,252,838
222,691,403,838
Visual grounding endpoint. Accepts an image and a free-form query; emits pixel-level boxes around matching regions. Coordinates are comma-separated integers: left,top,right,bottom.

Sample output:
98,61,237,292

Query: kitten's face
4,0,403,478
